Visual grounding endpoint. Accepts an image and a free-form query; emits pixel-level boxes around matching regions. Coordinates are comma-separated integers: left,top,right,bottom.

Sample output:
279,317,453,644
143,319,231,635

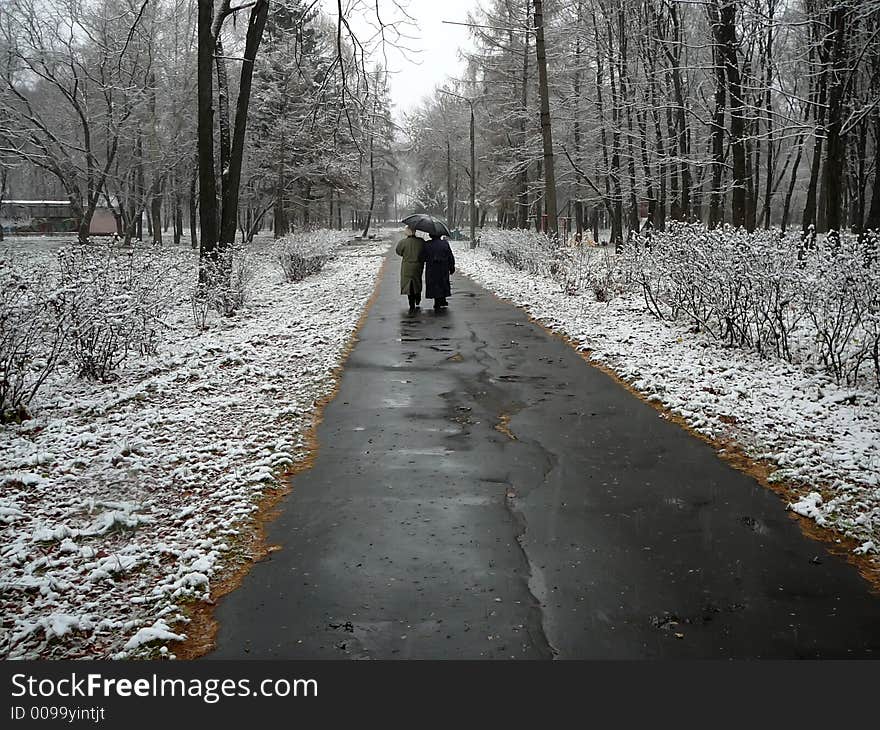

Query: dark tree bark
661,4,691,222
572,7,585,236
219,0,269,248
853,118,867,233
781,131,806,232
707,1,727,229
517,12,530,229
761,1,777,229
803,22,828,241
446,135,454,228
642,8,667,231
363,126,376,238
600,15,623,247
174,174,183,246
0,167,5,242
197,0,219,274
617,7,640,235
188,154,199,249
136,129,145,240
533,0,558,236
151,191,162,245
819,4,851,244
864,109,880,231
713,0,750,229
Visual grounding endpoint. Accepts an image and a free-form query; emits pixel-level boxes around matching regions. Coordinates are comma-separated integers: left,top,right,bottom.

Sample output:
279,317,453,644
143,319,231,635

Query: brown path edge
175,254,389,659
479,285,880,595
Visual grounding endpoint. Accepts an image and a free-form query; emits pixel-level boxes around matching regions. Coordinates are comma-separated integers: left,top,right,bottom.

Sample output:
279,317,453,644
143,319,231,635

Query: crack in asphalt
465,318,558,659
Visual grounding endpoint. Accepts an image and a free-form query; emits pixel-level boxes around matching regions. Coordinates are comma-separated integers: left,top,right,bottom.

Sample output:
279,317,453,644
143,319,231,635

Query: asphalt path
209,246,880,659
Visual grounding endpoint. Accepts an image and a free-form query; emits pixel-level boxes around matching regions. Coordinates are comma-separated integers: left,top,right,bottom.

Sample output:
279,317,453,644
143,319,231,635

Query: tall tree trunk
572,9,584,236
762,2,776,228
781,132,806,232
864,109,880,230
854,119,867,233
303,182,312,228
362,128,376,238
819,5,850,244
174,174,183,246
802,31,828,240
446,135,454,227
189,154,199,249
533,0,558,236
714,0,750,229
151,193,162,245
663,5,691,221
0,168,5,242
136,129,145,240
643,16,667,230
150,67,163,247
708,1,727,229
197,0,219,276
593,15,614,227
469,102,476,247
604,17,623,247
636,104,655,229
219,0,268,248
517,17,529,230
618,8,639,235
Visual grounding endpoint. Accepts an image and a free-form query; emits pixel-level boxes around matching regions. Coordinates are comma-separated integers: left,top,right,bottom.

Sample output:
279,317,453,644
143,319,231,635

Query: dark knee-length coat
420,237,456,299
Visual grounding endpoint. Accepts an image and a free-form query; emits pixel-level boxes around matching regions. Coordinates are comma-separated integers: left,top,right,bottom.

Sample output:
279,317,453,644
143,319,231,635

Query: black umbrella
401,213,451,238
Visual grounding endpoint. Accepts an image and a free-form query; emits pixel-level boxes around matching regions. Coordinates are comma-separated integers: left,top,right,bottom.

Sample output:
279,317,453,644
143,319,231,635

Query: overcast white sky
321,0,479,118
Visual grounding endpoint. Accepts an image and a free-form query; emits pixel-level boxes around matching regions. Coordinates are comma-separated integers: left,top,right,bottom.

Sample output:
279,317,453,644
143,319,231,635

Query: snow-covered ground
0,237,388,659
453,241,880,561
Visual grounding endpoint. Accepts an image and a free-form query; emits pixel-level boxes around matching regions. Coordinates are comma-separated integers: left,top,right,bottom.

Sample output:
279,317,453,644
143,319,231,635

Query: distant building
0,200,118,236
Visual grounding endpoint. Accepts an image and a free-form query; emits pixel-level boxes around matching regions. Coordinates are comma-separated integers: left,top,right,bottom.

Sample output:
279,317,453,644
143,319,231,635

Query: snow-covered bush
484,228,625,301
549,246,587,296
275,230,345,283
624,223,880,387
586,248,624,302
856,234,880,387
800,234,879,385
202,244,262,317
189,285,211,331
56,244,176,380
551,245,623,300
483,228,556,278
0,258,68,422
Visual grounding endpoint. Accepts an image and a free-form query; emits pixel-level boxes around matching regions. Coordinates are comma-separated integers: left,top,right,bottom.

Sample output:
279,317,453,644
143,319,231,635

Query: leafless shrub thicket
483,229,622,301
0,259,68,422
56,244,177,380
199,245,263,318
0,243,181,419
274,231,346,283
484,223,880,388
624,224,880,388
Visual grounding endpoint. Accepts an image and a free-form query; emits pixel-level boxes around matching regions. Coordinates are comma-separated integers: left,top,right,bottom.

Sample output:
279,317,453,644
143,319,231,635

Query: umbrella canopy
401,213,451,238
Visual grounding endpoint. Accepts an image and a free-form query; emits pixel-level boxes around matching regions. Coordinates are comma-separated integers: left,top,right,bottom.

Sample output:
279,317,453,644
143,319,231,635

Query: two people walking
396,225,456,313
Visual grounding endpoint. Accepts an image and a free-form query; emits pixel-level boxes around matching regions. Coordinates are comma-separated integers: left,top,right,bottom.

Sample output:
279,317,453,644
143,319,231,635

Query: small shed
0,200,117,236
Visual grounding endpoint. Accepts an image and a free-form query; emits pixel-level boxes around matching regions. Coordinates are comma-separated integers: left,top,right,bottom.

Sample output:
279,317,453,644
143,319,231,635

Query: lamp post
439,89,478,249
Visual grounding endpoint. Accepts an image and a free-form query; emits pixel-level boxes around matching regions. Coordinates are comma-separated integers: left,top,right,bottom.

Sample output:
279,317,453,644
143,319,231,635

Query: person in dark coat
420,233,455,310
395,226,424,313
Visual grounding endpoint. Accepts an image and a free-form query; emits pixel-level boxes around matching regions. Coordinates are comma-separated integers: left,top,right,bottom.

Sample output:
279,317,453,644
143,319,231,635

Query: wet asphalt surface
210,247,880,659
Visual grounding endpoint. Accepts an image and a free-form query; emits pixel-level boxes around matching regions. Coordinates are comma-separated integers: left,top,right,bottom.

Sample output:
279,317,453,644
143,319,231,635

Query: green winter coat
395,235,424,295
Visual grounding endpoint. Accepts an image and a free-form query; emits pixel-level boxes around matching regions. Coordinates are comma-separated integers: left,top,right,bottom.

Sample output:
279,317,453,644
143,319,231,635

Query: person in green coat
395,226,425,313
